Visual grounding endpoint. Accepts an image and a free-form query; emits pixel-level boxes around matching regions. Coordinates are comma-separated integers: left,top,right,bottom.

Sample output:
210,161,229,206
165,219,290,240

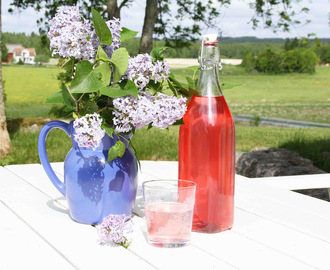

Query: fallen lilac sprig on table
96,214,133,248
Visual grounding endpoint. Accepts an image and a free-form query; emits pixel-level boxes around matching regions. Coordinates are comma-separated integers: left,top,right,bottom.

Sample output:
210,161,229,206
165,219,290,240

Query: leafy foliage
254,48,319,74
1,41,8,62
9,0,313,51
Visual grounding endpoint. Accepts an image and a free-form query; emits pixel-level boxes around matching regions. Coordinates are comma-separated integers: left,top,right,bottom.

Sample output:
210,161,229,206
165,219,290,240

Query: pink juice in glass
145,202,194,247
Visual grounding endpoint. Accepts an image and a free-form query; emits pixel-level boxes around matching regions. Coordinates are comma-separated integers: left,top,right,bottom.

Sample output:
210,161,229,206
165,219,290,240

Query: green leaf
72,112,78,119
147,79,161,92
84,101,99,114
61,83,76,107
92,8,112,46
101,123,114,138
187,66,199,72
107,140,126,163
185,76,195,89
100,79,138,98
167,80,178,96
100,108,113,122
71,60,104,93
44,91,64,104
95,45,110,62
93,62,111,86
173,118,185,125
187,65,199,80
120,27,138,42
221,82,243,91
150,46,168,62
62,57,75,72
110,48,129,83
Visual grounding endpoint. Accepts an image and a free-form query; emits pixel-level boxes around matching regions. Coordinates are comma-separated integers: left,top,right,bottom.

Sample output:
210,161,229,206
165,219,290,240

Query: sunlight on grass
3,65,330,122
5,126,328,170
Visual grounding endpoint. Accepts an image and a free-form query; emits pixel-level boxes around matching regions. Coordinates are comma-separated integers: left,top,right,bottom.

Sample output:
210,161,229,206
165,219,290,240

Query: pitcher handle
38,120,71,196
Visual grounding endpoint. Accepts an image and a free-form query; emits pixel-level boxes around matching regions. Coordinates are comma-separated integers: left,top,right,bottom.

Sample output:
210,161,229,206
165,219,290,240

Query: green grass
1,64,329,170
3,65,61,118
3,65,330,122
1,125,329,173
173,65,330,123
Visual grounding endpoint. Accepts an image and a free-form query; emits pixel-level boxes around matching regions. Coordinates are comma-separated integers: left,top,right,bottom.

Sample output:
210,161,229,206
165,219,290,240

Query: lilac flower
91,18,122,59
73,113,105,150
124,54,171,89
47,6,94,60
152,93,187,129
96,214,133,248
112,91,155,132
112,92,187,132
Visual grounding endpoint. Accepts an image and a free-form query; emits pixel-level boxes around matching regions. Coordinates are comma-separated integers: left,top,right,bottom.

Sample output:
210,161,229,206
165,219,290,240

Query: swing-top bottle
178,34,235,233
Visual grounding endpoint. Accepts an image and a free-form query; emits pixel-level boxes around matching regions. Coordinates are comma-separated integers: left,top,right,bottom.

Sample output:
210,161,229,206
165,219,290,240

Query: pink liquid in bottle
179,95,235,233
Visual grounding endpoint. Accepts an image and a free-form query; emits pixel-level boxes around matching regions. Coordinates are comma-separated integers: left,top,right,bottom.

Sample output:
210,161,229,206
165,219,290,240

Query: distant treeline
218,36,330,44
2,32,330,64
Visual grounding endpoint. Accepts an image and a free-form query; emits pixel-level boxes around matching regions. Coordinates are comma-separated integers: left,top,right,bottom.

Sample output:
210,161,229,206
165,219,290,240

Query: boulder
235,147,325,178
235,147,328,201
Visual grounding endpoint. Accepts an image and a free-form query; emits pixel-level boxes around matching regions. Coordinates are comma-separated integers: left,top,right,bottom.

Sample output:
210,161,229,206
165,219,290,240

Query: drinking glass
142,179,196,248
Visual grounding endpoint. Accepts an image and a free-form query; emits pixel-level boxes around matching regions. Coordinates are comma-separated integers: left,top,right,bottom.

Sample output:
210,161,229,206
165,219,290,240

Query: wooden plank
138,161,330,268
129,217,238,270
0,201,75,270
232,208,330,269
256,174,330,190
2,165,237,270
0,166,154,270
4,164,239,269
191,230,315,270
235,178,330,242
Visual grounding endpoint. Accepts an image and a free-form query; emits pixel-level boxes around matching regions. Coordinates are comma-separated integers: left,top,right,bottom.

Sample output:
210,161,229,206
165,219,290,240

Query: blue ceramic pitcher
38,120,138,225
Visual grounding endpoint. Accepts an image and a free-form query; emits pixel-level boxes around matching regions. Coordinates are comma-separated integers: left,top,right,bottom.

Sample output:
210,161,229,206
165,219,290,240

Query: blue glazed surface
38,120,138,225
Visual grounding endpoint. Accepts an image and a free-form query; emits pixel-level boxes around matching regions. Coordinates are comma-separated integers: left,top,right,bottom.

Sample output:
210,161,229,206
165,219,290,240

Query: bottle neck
197,64,223,97
197,40,223,97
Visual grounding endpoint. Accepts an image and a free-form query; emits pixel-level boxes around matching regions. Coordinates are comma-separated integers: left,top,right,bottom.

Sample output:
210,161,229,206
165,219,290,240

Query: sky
2,0,330,38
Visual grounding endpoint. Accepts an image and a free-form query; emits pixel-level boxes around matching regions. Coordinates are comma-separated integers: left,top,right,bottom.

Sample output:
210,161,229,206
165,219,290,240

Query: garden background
1,34,330,172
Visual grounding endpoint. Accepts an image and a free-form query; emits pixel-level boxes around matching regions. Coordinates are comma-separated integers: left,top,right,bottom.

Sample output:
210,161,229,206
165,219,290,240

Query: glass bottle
178,34,235,233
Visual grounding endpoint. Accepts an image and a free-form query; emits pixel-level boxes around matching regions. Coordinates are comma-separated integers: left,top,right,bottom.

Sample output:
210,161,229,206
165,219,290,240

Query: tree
1,38,8,62
107,0,133,19
0,0,12,156
139,0,159,53
9,0,311,53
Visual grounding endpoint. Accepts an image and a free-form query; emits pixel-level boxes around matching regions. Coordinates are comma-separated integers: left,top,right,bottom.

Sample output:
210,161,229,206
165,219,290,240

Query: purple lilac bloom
124,54,171,89
73,113,105,150
96,214,133,247
152,93,187,129
91,18,122,59
112,92,187,133
47,6,94,60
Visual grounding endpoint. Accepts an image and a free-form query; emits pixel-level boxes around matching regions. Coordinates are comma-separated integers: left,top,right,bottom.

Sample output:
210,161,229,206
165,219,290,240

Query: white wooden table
1,161,330,270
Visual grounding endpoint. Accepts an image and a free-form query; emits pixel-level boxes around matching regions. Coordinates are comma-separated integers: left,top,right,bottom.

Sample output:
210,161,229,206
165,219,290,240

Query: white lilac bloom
91,17,122,59
124,54,170,89
112,92,187,133
73,113,105,150
112,91,155,133
47,6,94,60
152,93,187,129
96,214,133,248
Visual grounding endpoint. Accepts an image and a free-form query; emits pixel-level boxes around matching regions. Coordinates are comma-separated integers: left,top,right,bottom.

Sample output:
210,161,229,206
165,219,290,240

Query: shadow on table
47,196,70,216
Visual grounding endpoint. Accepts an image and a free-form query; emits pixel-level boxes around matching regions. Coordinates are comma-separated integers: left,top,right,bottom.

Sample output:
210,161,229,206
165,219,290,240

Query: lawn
3,65,61,118
174,65,330,123
1,64,330,171
2,125,329,172
3,64,330,123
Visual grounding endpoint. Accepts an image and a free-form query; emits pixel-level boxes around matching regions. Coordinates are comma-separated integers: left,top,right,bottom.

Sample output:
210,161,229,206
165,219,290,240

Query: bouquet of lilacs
46,6,188,161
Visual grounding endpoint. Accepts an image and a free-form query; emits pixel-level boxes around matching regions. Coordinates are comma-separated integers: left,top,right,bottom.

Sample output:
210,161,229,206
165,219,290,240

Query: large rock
235,147,328,201
235,147,325,178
